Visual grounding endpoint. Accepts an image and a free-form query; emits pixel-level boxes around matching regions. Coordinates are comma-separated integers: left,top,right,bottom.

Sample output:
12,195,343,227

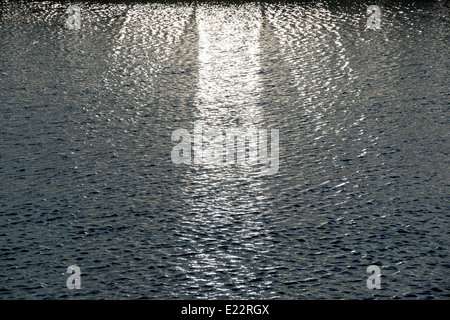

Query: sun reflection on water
175,3,276,298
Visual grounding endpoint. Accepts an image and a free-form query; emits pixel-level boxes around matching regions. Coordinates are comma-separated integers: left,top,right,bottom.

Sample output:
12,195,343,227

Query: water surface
0,0,449,299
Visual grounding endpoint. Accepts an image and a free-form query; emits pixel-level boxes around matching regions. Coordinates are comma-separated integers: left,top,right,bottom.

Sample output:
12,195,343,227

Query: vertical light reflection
266,4,355,108
95,3,195,163
103,3,194,102
265,3,366,208
195,4,262,128
175,4,275,299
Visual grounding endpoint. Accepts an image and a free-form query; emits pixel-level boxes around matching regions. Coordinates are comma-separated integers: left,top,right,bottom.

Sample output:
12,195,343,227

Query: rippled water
1,0,449,299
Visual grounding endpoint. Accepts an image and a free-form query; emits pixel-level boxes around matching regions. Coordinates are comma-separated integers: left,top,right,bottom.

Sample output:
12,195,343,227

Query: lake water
0,0,449,299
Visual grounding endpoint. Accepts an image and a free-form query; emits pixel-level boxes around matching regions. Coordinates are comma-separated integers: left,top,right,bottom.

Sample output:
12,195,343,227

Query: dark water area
0,0,449,299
